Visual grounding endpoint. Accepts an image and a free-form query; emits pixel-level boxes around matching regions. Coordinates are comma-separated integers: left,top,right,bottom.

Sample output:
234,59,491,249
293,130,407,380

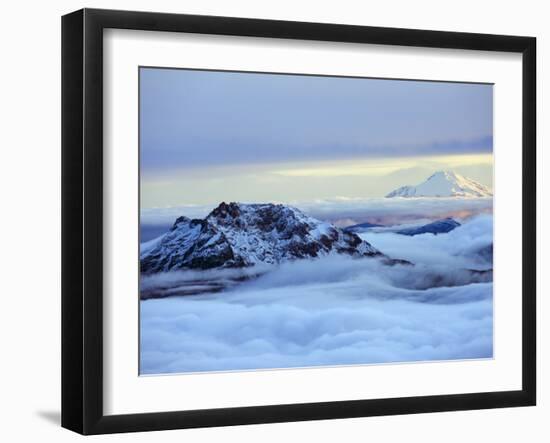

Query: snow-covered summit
386,171,492,198
140,202,382,274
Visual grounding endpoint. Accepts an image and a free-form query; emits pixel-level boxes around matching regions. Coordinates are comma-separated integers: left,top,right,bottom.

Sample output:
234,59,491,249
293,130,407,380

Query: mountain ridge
140,202,384,274
397,218,461,236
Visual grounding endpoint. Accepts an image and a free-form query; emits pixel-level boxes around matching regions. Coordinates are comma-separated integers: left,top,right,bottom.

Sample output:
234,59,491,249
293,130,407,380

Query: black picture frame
62,8,536,435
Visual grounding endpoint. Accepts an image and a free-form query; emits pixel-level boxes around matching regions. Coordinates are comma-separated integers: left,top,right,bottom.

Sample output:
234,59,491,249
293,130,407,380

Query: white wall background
0,0,545,441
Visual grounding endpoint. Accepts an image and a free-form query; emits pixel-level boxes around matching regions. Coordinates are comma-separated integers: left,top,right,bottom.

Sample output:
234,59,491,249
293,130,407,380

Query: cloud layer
141,197,493,229
140,217,493,374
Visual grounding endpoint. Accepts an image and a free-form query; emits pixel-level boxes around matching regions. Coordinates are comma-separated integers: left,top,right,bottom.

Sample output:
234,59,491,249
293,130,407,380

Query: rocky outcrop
140,202,382,274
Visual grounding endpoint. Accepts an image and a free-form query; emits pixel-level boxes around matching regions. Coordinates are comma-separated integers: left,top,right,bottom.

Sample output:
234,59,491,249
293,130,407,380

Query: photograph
138,67,494,375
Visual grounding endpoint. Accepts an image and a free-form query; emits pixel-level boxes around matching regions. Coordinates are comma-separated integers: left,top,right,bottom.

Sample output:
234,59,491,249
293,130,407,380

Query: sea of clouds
141,197,493,226
361,214,493,269
295,196,493,226
140,197,493,241
140,216,493,375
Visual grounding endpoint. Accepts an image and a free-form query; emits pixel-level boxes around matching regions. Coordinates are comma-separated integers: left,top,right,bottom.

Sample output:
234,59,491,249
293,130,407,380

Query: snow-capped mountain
386,171,492,198
140,202,382,274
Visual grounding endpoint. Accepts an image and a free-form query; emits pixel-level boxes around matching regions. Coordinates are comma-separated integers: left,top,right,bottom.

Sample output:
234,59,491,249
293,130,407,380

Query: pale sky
140,68,493,209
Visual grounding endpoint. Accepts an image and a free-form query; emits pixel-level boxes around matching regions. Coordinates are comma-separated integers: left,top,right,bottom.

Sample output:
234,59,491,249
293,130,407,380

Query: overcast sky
140,68,493,208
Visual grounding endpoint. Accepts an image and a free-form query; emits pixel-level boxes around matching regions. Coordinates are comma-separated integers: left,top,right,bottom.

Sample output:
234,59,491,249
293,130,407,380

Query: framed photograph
61,8,536,435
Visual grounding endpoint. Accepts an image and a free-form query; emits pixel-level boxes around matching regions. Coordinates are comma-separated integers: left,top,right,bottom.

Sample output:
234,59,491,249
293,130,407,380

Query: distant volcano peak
429,170,456,179
386,170,492,198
